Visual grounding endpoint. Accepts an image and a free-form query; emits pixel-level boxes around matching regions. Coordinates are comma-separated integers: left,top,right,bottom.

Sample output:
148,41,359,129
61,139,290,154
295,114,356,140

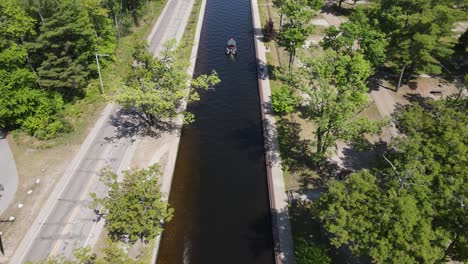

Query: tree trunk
287,49,296,70
114,13,120,39
280,13,283,27
405,65,414,84
149,114,156,126
26,54,43,89
136,111,152,127
288,51,293,70
338,0,343,7
37,10,44,24
396,64,406,92
316,128,323,156
445,233,460,257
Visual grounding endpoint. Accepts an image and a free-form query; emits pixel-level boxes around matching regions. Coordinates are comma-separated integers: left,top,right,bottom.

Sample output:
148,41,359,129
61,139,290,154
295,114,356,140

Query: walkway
0,135,18,216
251,0,295,263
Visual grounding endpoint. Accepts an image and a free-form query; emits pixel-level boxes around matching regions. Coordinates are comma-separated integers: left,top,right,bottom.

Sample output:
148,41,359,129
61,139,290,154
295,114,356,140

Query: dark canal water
156,0,274,263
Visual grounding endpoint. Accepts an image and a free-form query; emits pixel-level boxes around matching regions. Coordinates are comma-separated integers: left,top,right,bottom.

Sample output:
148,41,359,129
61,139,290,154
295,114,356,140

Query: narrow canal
156,0,274,263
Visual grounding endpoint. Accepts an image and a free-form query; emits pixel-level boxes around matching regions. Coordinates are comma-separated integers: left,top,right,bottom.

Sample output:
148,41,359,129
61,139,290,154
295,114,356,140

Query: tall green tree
115,40,220,126
101,0,150,37
372,0,463,90
91,164,173,243
81,0,117,60
25,0,115,96
286,50,383,160
321,18,388,67
319,99,468,263
277,24,313,69
272,0,286,27
276,0,316,69
0,0,65,138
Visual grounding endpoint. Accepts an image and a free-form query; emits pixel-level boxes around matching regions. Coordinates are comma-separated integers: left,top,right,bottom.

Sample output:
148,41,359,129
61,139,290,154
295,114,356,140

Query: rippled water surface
156,0,274,263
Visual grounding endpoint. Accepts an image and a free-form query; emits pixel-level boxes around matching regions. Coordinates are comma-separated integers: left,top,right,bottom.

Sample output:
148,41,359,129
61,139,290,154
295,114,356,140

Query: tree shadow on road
106,108,182,143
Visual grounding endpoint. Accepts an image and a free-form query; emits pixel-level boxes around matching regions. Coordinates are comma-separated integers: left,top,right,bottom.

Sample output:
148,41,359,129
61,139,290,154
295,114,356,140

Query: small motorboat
226,38,237,55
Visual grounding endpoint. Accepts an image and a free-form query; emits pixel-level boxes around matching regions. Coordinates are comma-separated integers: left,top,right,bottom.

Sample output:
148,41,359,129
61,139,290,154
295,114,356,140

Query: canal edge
150,0,208,262
249,0,295,263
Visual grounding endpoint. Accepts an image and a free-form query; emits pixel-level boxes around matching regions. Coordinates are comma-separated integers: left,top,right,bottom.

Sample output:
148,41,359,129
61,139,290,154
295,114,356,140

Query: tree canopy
0,0,67,138
91,164,174,243
115,40,220,126
321,15,388,67
319,98,468,263
1,0,156,139
24,0,115,95
283,50,383,160
371,0,464,79
276,0,318,69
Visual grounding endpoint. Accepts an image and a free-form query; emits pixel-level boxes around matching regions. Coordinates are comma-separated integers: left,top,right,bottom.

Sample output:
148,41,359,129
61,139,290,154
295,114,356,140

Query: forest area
0,0,158,140
261,0,468,263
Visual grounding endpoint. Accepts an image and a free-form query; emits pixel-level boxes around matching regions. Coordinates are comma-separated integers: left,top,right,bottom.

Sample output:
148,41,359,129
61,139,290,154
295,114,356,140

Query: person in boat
226,38,237,55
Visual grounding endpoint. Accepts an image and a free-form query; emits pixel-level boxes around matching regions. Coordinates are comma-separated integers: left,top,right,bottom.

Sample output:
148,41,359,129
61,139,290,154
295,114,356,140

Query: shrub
271,85,297,115
295,238,331,264
20,93,69,140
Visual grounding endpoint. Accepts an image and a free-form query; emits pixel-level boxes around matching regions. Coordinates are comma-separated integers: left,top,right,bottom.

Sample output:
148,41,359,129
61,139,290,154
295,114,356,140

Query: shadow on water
157,0,274,263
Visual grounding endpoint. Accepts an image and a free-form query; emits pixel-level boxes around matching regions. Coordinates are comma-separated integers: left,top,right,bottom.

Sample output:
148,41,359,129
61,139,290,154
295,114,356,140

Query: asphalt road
17,106,132,262
11,0,194,262
0,134,18,215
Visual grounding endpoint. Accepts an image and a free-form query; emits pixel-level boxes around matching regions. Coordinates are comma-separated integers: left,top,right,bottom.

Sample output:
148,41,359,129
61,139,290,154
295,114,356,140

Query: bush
271,85,297,115
20,93,69,140
22,115,69,140
295,238,331,264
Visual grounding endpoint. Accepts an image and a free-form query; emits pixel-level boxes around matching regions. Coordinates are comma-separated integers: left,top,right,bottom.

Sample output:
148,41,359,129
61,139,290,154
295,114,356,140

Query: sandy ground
331,75,461,170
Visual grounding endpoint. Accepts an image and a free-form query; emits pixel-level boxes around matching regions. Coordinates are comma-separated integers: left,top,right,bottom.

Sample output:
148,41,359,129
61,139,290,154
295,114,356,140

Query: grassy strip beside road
102,1,167,96
178,0,203,62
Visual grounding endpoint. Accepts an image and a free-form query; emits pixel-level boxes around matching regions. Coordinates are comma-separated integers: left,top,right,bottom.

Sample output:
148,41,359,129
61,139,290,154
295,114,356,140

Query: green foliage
0,0,67,139
72,246,97,264
318,99,468,263
91,164,173,243
372,0,463,75
392,99,468,262
321,17,388,67
275,0,316,69
271,85,297,115
21,95,69,140
288,50,383,160
25,0,115,95
115,40,220,126
307,0,324,11
295,238,331,264
0,0,158,140
101,0,157,37
81,0,117,63
33,239,153,264
98,240,133,264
